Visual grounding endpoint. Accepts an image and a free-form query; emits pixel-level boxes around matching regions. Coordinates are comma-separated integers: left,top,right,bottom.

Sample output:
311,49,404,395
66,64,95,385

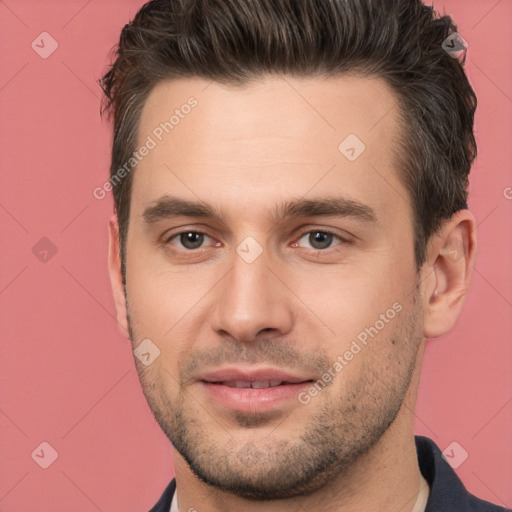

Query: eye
166,231,213,250
164,228,348,254
294,229,347,251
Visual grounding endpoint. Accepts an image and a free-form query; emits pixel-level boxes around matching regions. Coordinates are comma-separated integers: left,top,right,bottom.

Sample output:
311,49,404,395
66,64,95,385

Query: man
100,0,509,511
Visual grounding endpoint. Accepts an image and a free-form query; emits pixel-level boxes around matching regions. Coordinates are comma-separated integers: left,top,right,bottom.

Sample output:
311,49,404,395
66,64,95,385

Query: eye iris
310,231,332,249
177,232,334,250
180,232,204,249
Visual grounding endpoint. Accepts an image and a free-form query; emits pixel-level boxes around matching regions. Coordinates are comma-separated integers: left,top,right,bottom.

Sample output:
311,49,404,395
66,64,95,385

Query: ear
107,214,131,339
421,209,477,339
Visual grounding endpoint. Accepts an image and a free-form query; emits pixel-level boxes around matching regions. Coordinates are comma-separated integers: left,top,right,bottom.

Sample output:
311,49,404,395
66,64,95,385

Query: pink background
1,0,511,510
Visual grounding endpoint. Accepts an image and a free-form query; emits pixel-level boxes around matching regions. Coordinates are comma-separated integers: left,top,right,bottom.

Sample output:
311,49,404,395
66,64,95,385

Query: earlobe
107,214,131,339
422,210,477,339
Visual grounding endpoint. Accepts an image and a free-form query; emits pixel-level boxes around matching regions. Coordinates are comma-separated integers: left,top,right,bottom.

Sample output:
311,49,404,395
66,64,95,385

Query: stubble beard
127,290,423,500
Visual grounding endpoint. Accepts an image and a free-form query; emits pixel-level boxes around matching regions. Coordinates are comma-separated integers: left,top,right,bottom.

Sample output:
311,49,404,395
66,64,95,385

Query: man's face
122,75,425,499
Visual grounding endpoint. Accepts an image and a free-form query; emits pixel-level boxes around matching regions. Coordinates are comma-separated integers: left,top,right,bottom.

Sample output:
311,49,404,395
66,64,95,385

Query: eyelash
164,228,349,253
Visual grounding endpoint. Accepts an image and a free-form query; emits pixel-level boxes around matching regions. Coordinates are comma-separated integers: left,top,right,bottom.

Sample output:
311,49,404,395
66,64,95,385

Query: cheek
291,264,403,338
327,299,420,403
125,250,205,330
125,261,211,379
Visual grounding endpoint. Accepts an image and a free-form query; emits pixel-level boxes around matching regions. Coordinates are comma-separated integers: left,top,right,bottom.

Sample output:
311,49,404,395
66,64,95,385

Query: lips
196,367,314,413
198,367,312,386
197,368,312,384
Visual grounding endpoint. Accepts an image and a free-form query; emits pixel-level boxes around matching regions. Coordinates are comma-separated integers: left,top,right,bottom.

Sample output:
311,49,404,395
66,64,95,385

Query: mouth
213,380,300,388
196,367,315,413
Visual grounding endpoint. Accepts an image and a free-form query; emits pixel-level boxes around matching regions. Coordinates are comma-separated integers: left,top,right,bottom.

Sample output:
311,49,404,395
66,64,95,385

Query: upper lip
197,367,314,384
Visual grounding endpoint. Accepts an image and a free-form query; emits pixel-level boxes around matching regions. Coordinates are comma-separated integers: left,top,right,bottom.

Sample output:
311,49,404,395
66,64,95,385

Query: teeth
221,380,284,388
251,381,270,388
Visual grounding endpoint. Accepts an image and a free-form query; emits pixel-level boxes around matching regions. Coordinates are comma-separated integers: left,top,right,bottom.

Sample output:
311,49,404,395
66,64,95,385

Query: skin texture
108,75,477,512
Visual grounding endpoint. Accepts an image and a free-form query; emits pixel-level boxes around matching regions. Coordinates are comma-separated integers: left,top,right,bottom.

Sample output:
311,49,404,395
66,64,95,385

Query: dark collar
416,435,508,511
148,477,175,512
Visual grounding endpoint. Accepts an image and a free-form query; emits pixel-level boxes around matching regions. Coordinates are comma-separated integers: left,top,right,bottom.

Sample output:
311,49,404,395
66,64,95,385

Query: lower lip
199,381,312,413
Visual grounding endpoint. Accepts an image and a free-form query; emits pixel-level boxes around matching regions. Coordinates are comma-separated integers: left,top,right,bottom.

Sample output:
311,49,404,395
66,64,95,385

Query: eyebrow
142,195,377,226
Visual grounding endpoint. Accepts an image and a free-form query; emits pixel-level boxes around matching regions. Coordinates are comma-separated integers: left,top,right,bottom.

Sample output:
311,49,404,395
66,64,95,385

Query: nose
209,243,294,343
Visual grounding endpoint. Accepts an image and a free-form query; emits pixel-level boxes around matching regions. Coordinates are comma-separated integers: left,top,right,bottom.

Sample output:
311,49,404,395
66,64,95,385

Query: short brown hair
100,0,477,281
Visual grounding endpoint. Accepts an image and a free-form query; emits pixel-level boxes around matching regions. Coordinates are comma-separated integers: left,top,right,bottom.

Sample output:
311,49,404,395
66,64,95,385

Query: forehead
131,74,409,223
